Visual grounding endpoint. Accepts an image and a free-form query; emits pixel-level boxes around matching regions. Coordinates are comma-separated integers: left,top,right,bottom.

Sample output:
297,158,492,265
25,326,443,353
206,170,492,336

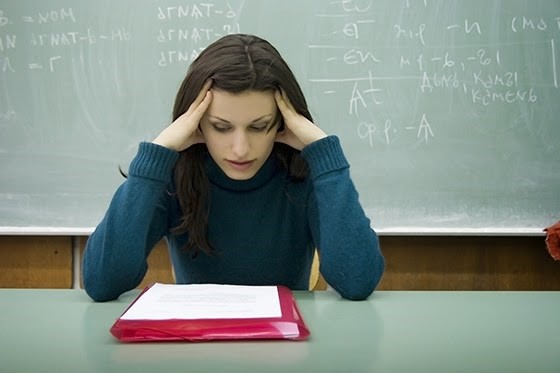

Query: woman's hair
172,33,313,256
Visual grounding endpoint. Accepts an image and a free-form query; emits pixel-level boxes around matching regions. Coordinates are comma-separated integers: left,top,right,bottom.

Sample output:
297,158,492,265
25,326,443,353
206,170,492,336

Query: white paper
120,283,282,320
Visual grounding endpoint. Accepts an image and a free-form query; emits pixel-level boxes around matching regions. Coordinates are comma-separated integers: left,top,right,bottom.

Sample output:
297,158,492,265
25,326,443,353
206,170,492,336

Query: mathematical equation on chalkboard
0,4,241,72
0,1,558,149
306,0,559,147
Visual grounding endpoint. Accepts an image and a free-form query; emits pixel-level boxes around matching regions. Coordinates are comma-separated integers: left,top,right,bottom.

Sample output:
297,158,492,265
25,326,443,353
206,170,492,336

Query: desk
1,290,558,373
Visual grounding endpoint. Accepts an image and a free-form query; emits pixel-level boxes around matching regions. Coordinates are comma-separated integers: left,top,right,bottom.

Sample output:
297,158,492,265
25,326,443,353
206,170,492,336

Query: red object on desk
544,221,560,261
110,285,310,342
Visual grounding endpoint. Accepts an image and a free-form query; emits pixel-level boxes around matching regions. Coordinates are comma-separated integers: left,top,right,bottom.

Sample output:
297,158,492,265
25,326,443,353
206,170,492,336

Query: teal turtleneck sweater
83,136,384,301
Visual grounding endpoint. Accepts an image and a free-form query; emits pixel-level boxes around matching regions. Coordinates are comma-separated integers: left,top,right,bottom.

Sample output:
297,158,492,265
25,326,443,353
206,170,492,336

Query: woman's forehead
206,90,276,123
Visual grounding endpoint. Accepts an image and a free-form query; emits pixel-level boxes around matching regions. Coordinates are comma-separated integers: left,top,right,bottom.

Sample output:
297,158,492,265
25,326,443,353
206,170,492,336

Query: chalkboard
1,0,559,234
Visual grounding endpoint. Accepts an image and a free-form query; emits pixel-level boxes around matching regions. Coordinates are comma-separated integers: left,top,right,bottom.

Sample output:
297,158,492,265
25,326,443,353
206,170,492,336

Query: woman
83,34,384,302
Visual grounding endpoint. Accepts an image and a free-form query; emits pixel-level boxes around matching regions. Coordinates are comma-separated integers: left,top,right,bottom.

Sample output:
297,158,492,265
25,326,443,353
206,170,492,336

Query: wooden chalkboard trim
0,226,546,236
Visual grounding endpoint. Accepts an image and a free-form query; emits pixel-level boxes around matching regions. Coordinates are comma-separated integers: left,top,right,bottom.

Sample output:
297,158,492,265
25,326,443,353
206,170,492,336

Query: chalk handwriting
157,4,217,20
0,109,15,120
394,23,426,46
156,3,241,67
156,3,238,20
2,0,557,150
357,113,434,147
511,16,548,32
340,0,372,13
447,20,483,35
349,73,385,116
0,34,16,52
343,49,381,65
430,52,455,69
27,56,62,72
342,20,376,39
308,1,555,148
21,8,76,24
0,10,9,27
473,72,518,89
416,114,434,143
157,22,240,66
1,57,14,72
30,28,131,47
157,28,215,43
158,49,204,67
471,88,537,106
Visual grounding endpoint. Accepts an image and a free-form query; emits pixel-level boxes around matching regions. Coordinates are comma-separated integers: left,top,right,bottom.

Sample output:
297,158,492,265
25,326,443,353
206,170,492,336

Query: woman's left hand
274,90,327,150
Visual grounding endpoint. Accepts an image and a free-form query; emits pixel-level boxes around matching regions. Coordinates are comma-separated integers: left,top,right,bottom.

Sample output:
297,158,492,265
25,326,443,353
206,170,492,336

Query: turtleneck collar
205,153,279,192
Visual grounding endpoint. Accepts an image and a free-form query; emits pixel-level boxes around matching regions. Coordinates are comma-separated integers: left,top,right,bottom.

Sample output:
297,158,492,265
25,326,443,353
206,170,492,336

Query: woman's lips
226,160,255,171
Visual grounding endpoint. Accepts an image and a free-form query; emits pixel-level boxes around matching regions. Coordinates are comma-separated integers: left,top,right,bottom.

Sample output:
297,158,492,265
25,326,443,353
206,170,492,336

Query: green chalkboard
1,0,559,234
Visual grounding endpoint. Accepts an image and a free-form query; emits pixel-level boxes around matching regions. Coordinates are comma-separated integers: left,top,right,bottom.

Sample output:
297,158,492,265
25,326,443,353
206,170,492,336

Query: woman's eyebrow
208,115,273,124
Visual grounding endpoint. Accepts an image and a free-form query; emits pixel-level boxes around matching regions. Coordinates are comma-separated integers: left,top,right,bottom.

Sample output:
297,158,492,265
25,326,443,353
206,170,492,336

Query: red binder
110,284,310,342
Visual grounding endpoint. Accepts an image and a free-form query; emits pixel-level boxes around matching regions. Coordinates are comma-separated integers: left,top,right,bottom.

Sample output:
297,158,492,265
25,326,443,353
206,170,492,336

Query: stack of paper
110,283,310,342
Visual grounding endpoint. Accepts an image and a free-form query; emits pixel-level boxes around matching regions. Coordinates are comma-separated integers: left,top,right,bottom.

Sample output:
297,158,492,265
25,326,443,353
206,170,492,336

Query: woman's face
200,89,278,180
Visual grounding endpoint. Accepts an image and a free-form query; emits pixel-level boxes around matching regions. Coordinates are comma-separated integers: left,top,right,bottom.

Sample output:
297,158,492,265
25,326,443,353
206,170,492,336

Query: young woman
82,34,384,302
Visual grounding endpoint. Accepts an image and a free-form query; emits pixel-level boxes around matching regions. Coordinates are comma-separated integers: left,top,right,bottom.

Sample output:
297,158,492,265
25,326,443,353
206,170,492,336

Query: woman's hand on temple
274,89,327,150
152,80,213,152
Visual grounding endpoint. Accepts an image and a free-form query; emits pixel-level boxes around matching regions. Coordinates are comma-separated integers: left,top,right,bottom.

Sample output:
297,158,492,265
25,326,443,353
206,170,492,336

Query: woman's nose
231,131,250,158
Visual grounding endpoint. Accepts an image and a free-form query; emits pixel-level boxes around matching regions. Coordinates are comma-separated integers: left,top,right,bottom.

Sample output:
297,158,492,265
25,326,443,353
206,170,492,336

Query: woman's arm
274,91,384,300
302,136,385,300
82,143,178,301
84,82,213,301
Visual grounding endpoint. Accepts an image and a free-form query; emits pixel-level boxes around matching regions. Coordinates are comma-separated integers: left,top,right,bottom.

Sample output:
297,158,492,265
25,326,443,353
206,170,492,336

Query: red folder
110,284,310,342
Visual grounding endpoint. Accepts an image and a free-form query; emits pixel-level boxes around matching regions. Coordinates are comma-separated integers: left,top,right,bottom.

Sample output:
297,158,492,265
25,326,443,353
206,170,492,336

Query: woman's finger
185,79,213,117
281,89,298,113
275,90,293,121
191,90,212,122
274,90,286,111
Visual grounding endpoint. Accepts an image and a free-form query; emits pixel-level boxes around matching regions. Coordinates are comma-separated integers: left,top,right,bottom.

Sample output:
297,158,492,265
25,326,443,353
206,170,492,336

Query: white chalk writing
308,0,558,149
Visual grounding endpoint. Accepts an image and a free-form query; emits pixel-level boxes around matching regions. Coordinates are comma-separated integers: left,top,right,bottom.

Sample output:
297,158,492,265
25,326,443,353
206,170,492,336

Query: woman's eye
250,124,268,132
213,124,231,132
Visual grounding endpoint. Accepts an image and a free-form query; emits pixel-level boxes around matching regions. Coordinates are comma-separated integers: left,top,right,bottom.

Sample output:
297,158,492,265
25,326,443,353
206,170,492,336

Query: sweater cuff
301,136,349,179
128,142,179,183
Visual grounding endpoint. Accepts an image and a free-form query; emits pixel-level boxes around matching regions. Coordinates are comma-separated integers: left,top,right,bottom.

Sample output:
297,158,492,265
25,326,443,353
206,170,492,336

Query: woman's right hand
152,79,213,152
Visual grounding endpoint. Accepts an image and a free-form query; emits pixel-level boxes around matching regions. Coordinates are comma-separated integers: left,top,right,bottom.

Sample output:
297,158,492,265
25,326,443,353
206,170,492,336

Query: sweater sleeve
301,136,385,300
82,142,179,302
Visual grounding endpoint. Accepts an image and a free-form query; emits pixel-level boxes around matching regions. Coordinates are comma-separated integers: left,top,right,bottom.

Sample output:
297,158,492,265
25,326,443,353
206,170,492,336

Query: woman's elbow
83,276,121,302
337,256,386,301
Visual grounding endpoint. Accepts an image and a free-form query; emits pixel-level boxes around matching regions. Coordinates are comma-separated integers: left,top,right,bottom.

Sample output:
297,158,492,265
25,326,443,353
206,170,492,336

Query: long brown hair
172,34,313,256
